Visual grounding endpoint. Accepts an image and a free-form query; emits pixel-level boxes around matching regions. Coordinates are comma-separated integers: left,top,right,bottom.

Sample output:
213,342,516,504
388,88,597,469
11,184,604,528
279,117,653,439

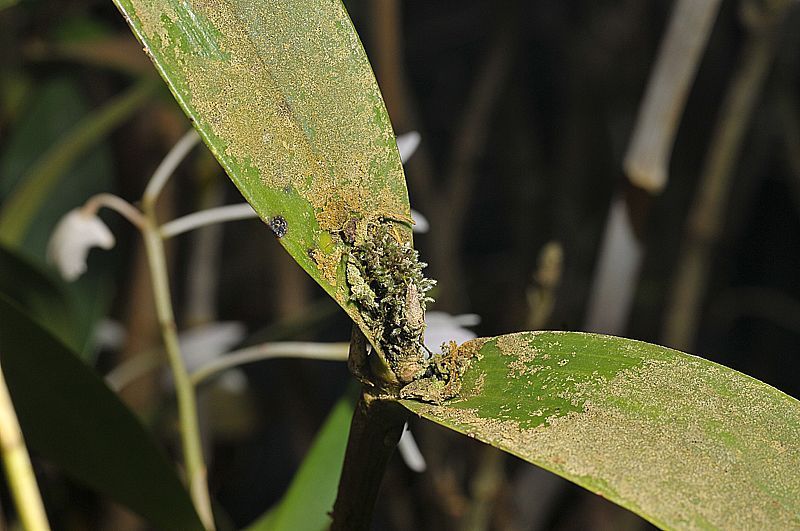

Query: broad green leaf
246,392,355,531
402,332,800,530
0,241,113,361
112,0,412,358
0,244,76,352
0,295,205,531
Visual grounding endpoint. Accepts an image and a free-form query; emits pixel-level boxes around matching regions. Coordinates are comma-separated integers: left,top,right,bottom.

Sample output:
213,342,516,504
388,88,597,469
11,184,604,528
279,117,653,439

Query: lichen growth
345,221,435,384
400,340,484,404
312,246,342,285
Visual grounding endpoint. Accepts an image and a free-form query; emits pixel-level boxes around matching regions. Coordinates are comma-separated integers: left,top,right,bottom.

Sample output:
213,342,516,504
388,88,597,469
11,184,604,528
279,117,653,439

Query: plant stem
159,203,257,239
661,2,789,351
140,205,215,530
190,342,348,386
142,129,201,205
622,0,722,193
331,326,409,530
330,391,408,531
0,359,50,531
83,193,147,229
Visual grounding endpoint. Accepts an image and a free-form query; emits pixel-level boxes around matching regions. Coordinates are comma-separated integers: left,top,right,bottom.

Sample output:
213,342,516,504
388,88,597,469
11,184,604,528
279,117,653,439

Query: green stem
330,391,408,531
0,359,51,531
140,204,215,530
660,2,789,350
190,342,348,387
331,327,409,530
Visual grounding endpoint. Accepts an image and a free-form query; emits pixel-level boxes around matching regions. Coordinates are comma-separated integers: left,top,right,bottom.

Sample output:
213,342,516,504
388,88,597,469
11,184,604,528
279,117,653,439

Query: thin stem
190,342,348,386
108,341,347,393
142,129,201,205
138,125,213,526
623,0,723,193
83,193,146,229
0,359,51,531
160,203,257,239
330,391,408,531
330,327,409,530
140,208,215,530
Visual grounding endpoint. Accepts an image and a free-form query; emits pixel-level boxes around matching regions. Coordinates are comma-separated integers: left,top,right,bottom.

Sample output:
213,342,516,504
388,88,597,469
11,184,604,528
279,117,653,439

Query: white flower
47,208,115,281
177,322,248,393
398,423,427,473
410,209,429,234
93,319,127,351
396,131,421,164
395,132,429,234
424,311,481,354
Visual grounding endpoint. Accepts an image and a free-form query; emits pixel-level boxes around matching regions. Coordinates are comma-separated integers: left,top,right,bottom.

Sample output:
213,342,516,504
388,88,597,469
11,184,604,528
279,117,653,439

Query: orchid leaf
402,332,800,529
111,0,411,362
246,392,355,531
0,295,204,530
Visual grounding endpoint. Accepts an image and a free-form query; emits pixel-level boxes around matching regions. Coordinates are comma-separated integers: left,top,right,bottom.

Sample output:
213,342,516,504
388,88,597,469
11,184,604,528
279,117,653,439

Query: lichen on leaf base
345,220,435,385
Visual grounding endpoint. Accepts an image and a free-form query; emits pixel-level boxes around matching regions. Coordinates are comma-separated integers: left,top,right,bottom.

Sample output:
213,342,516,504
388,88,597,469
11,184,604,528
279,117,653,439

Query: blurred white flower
396,132,429,234
397,131,421,164
398,423,427,473
410,209,429,234
93,319,127,351
424,311,480,354
47,208,115,281
178,321,247,371
163,322,249,394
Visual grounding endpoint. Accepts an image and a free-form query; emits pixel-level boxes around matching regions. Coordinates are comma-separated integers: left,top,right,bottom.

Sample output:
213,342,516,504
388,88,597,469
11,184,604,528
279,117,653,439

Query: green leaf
401,332,800,530
0,295,205,531
112,0,412,357
246,392,355,531
0,244,77,352
0,240,114,361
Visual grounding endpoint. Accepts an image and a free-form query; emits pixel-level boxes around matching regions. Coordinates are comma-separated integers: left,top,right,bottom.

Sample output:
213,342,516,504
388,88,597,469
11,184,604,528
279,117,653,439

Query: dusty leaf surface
112,0,412,355
403,331,800,530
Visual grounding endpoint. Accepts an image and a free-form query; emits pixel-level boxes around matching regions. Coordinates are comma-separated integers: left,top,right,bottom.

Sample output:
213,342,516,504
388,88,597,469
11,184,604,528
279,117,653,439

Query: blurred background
2,0,800,529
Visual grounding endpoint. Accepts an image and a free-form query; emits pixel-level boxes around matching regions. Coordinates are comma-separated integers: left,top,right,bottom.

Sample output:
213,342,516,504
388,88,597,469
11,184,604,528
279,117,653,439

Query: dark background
1,0,799,529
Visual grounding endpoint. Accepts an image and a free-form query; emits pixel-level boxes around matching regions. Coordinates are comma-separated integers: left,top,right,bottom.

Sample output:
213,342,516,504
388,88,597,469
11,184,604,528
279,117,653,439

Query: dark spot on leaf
269,216,288,238
307,249,317,262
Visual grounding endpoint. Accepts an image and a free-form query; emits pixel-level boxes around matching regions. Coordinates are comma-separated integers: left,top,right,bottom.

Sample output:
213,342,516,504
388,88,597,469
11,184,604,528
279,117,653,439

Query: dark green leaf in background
0,295,204,531
0,244,76,351
0,77,151,360
246,392,355,531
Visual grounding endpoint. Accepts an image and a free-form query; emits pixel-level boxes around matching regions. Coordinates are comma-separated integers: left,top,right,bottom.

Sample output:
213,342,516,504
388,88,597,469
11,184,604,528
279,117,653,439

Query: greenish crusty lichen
400,340,483,404
345,221,435,384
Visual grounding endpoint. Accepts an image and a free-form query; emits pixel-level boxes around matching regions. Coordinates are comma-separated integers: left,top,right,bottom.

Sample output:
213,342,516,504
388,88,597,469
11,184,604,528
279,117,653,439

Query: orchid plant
0,1,798,531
